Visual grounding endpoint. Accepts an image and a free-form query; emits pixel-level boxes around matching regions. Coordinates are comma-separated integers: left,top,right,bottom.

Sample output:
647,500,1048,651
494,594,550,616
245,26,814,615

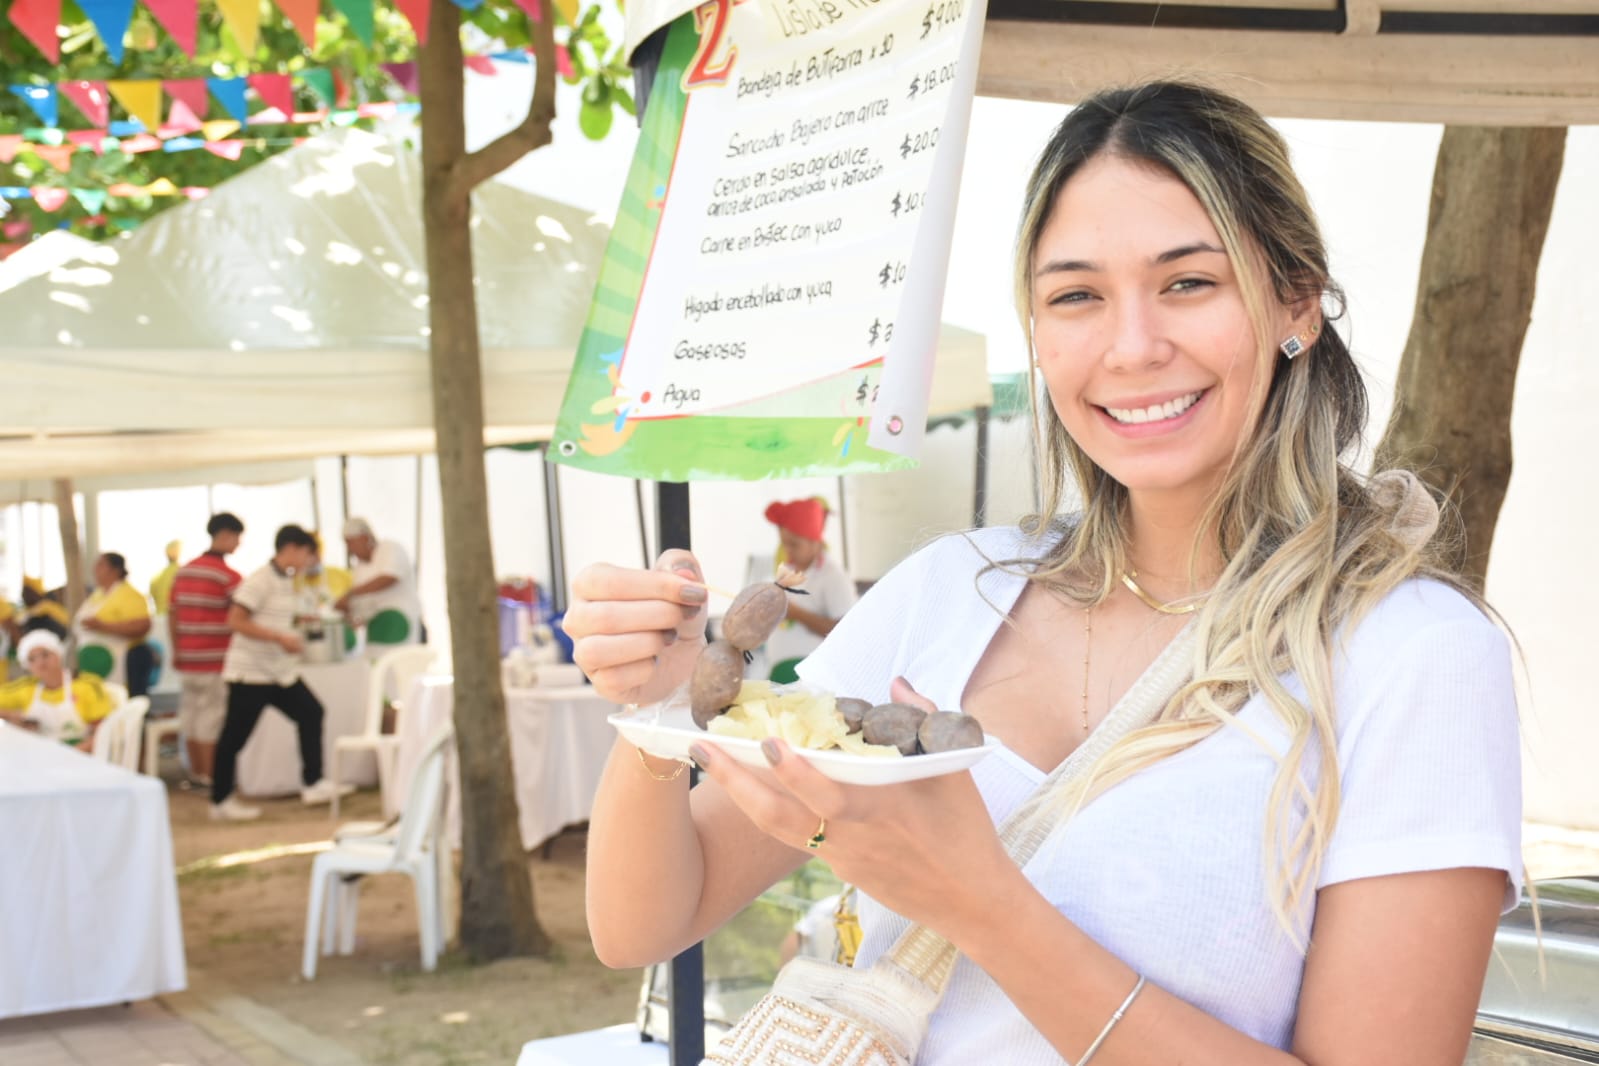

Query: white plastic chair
330,645,436,821
302,721,453,979
90,696,150,771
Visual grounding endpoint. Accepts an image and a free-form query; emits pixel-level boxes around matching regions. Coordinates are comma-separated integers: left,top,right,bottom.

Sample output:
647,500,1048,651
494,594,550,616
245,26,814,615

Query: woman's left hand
688,677,1010,941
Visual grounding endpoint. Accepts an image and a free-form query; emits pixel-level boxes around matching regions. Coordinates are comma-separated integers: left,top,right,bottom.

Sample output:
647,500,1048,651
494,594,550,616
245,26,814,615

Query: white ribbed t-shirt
797,525,1521,1063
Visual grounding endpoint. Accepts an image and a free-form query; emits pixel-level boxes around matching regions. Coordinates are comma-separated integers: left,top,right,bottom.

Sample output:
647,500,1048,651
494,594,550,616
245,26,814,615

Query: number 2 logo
684,0,743,91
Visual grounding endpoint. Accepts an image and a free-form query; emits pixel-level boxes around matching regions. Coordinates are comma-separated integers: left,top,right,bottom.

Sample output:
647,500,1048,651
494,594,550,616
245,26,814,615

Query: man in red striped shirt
170,513,245,785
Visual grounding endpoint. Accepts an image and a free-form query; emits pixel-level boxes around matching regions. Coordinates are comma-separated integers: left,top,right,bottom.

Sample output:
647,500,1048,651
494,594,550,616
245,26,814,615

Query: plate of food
609,685,996,787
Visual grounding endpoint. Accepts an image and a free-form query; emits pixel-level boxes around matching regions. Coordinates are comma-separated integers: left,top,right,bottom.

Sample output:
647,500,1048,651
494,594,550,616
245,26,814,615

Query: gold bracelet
635,746,689,781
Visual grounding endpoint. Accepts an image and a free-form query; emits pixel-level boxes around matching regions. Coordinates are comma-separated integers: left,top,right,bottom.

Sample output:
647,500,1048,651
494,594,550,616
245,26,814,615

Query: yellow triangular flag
144,177,180,196
552,0,576,23
107,80,164,134
215,0,262,56
202,120,240,141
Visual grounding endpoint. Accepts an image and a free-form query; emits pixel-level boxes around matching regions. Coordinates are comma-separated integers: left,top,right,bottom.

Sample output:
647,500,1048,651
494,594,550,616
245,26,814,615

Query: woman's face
1030,155,1301,506
93,557,116,588
779,529,821,571
26,647,62,682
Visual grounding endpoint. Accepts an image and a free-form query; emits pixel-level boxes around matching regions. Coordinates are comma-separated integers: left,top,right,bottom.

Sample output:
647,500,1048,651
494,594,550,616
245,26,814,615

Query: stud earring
1279,321,1320,360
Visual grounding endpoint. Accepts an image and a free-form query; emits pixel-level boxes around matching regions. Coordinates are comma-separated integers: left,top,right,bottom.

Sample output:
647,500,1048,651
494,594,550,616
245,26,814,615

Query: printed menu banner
551,0,987,481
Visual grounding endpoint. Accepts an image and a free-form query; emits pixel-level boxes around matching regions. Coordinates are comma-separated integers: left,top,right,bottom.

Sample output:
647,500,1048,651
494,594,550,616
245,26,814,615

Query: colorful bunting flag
555,45,574,79
272,0,321,47
463,55,498,75
215,0,262,56
71,189,109,214
12,0,63,62
59,81,110,128
106,183,143,196
202,120,241,141
65,130,109,153
183,187,210,200
247,74,295,118
551,0,575,23
450,0,485,10
0,135,23,164
357,101,399,120
166,99,204,135
30,144,76,173
204,140,246,161
332,70,352,108
331,0,375,46
207,78,251,124
163,136,207,152
381,63,420,96
393,0,431,45
118,133,164,154
143,0,199,57
512,0,542,23
2,219,33,239
107,81,164,136
31,188,71,213
10,86,59,128
144,178,179,196
77,0,136,63
300,69,336,108
163,79,210,119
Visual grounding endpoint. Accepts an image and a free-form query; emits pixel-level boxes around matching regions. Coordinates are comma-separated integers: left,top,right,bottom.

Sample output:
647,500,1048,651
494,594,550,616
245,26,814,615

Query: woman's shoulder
901,522,1062,575
1341,577,1499,653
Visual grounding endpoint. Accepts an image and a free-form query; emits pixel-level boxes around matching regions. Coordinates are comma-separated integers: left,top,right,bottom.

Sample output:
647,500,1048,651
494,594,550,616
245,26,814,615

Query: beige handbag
704,624,1198,1066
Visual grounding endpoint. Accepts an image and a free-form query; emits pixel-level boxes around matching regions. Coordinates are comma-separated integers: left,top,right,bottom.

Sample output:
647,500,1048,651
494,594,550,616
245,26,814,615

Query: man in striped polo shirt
169,513,244,787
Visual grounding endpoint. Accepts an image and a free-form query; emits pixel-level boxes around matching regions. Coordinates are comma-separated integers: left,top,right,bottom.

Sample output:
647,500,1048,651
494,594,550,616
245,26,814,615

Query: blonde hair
1007,82,1474,946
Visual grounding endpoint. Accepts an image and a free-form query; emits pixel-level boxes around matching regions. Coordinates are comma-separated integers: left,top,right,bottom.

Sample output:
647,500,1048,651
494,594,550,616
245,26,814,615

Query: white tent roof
0,128,991,481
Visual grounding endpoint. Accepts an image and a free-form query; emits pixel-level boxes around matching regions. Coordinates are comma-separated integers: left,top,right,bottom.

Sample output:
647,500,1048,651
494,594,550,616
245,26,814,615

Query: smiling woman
565,81,1521,1066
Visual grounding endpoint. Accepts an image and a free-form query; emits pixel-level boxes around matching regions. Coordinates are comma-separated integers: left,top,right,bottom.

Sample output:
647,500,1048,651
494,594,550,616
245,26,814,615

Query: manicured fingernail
680,584,707,604
761,738,782,766
688,744,710,769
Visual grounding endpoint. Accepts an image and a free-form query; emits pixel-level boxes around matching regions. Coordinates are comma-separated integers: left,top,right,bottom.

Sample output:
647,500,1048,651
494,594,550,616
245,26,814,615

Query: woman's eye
1167,278,1214,295
1047,290,1094,307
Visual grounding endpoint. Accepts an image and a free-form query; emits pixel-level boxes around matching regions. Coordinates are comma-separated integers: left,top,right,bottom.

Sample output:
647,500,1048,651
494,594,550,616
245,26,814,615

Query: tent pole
339,456,351,524
310,475,323,533
414,455,425,575
634,480,650,567
53,480,84,617
655,480,704,1066
973,405,991,528
543,448,568,616
83,492,100,572
834,476,851,573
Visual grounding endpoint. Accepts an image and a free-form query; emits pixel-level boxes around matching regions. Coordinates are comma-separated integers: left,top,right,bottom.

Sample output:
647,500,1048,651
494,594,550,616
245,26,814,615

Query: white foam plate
608,703,995,787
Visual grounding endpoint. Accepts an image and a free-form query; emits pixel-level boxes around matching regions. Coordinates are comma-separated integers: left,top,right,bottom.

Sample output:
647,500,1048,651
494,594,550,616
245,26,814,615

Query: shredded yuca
705,680,901,757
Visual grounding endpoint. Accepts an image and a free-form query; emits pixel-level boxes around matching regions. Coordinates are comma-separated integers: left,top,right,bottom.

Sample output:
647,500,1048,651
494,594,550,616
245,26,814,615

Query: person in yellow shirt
0,630,116,747
297,533,354,611
20,577,71,638
75,552,154,695
149,539,182,615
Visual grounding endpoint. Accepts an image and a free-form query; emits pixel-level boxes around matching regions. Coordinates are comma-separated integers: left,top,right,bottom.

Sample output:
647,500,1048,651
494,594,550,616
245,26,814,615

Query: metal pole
973,405,991,528
656,480,704,1066
339,455,351,524
634,480,651,567
834,476,851,572
309,475,323,534
543,448,568,616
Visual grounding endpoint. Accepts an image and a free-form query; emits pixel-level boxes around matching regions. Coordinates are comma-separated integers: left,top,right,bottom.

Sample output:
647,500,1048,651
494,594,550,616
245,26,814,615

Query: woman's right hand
565,550,709,706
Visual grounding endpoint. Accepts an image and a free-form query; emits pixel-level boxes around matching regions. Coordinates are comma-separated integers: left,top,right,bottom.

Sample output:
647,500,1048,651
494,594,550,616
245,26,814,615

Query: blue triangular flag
449,0,485,9
9,85,58,128
77,0,137,64
162,137,207,152
207,77,249,124
489,50,531,63
108,120,145,137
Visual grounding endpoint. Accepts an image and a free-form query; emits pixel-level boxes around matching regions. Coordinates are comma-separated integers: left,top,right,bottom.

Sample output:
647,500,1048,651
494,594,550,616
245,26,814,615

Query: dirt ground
168,782,643,1066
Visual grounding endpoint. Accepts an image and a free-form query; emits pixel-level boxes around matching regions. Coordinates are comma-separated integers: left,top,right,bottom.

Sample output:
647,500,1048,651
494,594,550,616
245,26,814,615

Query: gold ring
805,818,827,850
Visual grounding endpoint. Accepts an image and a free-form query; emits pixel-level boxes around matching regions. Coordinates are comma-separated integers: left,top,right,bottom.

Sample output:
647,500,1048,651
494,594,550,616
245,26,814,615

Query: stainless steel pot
298,617,347,664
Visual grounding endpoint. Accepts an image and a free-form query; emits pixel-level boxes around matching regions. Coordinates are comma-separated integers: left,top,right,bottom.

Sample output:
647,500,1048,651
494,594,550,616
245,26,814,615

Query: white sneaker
210,795,262,822
301,778,357,806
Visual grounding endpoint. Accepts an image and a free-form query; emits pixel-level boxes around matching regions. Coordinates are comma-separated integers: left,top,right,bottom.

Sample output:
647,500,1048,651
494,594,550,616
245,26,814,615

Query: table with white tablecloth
0,723,186,1019
393,676,618,850
236,659,377,797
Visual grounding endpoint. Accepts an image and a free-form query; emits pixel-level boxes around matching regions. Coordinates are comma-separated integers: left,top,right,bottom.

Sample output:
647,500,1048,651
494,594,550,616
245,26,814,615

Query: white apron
24,674,87,744
74,592,132,686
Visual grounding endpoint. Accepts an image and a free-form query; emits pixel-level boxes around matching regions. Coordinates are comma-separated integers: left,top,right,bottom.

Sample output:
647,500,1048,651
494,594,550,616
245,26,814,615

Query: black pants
125,643,153,698
212,680,324,804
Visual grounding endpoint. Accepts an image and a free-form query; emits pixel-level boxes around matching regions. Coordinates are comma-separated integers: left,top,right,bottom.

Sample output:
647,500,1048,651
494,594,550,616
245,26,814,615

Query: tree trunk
1376,126,1566,587
53,479,84,617
418,0,551,960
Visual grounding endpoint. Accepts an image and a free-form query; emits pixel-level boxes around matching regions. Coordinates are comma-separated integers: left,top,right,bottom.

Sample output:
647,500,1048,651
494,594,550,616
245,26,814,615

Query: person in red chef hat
760,498,858,683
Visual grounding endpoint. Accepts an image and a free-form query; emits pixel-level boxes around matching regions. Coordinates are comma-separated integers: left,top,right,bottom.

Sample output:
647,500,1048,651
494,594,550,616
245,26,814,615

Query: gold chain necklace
1121,570,1204,615
1080,603,1093,734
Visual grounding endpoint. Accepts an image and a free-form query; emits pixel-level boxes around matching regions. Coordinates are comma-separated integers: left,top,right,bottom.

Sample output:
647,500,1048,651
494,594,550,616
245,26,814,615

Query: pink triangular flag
393,0,430,44
11,0,62,62
2,219,33,239
182,186,210,200
31,188,71,213
107,182,143,196
512,0,541,21
463,54,497,75
163,99,204,135
380,63,419,96
247,74,295,118
204,140,245,161
66,130,109,154
162,78,209,118
59,81,110,127
118,133,163,154
356,101,398,120
31,144,76,173
0,135,23,164
271,0,320,47
143,0,198,56
555,44,574,78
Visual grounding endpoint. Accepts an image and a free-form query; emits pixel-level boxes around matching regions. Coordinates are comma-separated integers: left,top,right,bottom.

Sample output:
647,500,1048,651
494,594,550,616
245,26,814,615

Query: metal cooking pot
298,616,347,664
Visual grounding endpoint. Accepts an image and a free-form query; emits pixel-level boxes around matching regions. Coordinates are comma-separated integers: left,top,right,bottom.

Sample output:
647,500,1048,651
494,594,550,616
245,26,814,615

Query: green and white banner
552,0,987,480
